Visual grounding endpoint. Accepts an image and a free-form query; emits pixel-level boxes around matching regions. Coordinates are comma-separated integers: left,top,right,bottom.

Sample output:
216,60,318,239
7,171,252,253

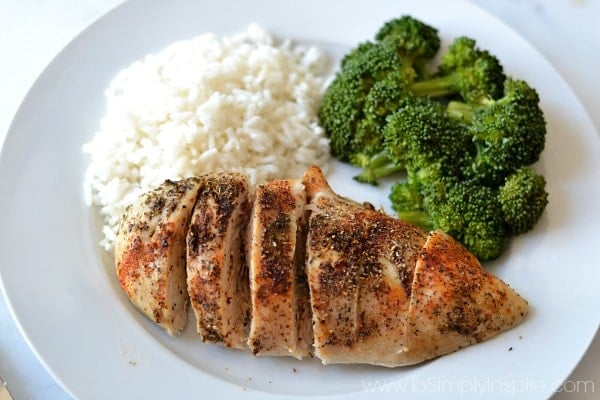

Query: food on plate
186,173,251,348
83,24,331,252
318,15,548,261
303,166,527,366
247,179,312,358
115,177,201,336
319,16,442,164
114,166,528,367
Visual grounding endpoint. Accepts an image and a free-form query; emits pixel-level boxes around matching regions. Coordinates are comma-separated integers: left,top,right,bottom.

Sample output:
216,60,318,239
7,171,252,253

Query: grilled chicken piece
302,166,426,366
302,165,528,367
247,179,312,359
186,173,251,349
405,230,528,363
115,177,201,336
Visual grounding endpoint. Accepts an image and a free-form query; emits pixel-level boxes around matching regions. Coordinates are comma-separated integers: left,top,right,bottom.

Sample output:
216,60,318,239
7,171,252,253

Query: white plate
1,0,599,399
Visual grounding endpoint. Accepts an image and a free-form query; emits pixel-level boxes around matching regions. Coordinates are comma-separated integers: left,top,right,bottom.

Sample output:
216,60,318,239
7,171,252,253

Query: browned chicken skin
115,166,529,366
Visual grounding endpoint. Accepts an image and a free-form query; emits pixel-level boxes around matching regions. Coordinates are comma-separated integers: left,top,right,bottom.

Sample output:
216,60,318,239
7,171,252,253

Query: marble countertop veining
0,1,598,399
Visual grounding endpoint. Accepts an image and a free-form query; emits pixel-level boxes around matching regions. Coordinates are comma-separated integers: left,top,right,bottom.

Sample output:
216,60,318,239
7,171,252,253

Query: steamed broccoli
374,15,441,82
383,96,470,175
353,95,470,185
390,165,549,260
319,41,405,162
448,78,547,186
391,175,508,261
340,41,377,69
320,16,441,164
350,71,408,161
319,15,549,262
410,36,506,103
498,166,548,234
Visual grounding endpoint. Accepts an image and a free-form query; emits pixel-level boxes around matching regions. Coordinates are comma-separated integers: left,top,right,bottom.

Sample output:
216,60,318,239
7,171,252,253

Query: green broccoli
410,36,506,103
444,182,508,261
498,166,548,234
389,162,451,225
386,97,468,166
320,16,441,164
319,16,549,263
448,78,547,186
390,164,548,260
374,15,441,82
353,95,471,185
391,176,508,261
350,71,408,160
340,41,377,70
383,96,470,177
319,41,405,162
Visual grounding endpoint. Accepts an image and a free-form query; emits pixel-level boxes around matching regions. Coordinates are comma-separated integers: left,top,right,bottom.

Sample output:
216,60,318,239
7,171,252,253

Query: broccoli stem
409,75,456,97
353,151,404,185
446,100,477,123
396,210,432,230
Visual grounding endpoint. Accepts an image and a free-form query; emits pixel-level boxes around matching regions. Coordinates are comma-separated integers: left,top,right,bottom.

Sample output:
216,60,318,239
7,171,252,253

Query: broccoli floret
391,176,507,261
320,16,442,165
448,78,547,186
319,41,406,162
362,71,408,121
410,36,506,103
442,182,507,261
383,96,471,177
354,95,471,185
389,162,450,223
340,41,377,69
498,166,548,234
437,36,481,73
349,71,409,174
389,180,431,228
375,15,441,82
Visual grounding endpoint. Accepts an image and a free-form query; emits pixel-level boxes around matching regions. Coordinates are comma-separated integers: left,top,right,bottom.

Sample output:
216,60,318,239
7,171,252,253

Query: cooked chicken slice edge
247,179,312,359
186,172,251,349
115,177,201,336
404,229,529,364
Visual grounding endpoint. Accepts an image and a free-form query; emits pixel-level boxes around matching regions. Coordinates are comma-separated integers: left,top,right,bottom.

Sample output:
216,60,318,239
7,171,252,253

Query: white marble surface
0,1,598,399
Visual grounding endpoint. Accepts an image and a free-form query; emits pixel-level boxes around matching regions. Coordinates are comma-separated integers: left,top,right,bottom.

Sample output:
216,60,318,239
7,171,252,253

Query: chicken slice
246,179,312,359
404,230,528,363
302,165,528,367
186,173,251,349
303,166,426,366
115,177,201,336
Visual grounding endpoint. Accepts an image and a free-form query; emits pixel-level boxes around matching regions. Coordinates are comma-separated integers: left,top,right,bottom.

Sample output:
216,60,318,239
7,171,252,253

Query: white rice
83,24,331,251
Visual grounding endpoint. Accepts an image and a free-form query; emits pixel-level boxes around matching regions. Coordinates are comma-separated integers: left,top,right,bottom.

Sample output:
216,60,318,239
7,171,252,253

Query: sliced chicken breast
246,179,312,359
302,166,426,366
115,177,201,336
302,165,528,367
186,173,251,349
404,229,528,363
114,165,529,367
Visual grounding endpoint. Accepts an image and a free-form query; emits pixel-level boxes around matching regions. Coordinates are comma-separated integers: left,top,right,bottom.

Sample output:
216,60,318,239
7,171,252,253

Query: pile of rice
83,24,331,251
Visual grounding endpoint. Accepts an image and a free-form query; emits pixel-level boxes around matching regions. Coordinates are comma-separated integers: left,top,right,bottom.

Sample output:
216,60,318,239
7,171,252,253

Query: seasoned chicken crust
247,179,312,358
115,177,201,336
186,173,251,349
